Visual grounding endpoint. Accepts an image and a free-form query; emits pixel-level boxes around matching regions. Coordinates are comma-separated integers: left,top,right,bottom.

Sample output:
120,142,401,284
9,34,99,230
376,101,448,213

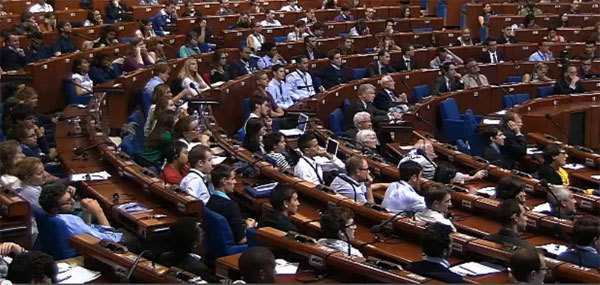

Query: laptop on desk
279,113,309,137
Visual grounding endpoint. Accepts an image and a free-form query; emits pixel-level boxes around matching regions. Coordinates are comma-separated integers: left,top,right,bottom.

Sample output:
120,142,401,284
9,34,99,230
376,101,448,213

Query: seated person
483,37,504,63
243,118,266,154
461,58,489,88
333,4,355,22
178,58,209,96
318,206,363,257
406,223,464,283
24,32,52,64
454,28,475,46
71,58,93,96
89,53,119,85
266,65,293,110
509,247,548,284
6,251,57,284
238,247,276,283
303,35,324,60
209,50,230,83
579,57,599,79
294,132,344,185
356,129,381,157
382,161,426,213
316,49,349,89
0,33,26,71
545,185,577,220
244,95,275,129
482,127,512,169
84,10,103,27
216,0,234,15
16,125,56,163
258,185,299,232
430,47,463,69
252,73,285,120
207,164,256,244
14,157,46,209
173,115,210,150
286,55,316,101
400,139,437,179
344,84,401,131
415,184,456,232
528,41,553,62
374,75,408,112
498,25,518,44
495,176,527,206
38,182,142,253
430,161,485,185
0,140,27,191
523,62,553,82
52,21,78,56
544,26,565,43
258,43,287,70
123,38,155,72
178,31,201,58
158,217,217,282
141,110,176,166
180,145,213,204
259,9,282,27
105,0,128,24
483,199,531,248
330,156,379,204
538,143,569,186
366,50,396,77
230,47,258,79
287,20,309,42
499,112,527,169
345,112,372,140
152,0,177,36
337,36,355,56
432,63,464,96
557,216,600,269
160,141,189,185
554,64,585,95
394,45,418,71
263,132,292,171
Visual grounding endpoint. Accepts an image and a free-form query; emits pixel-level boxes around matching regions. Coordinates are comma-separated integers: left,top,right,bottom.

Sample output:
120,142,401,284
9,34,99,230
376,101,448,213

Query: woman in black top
209,49,230,83
538,143,569,186
243,118,266,154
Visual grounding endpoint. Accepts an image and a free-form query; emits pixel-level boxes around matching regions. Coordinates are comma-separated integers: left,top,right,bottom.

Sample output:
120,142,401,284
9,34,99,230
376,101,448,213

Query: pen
459,265,477,275
57,275,72,283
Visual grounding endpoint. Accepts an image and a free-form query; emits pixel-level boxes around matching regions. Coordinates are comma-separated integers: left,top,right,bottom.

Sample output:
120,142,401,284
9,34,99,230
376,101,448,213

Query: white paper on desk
495,110,508,115
398,145,414,150
482,119,501,125
527,147,543,155
71,171,112,182
275,259,298,274
211,156,227,165
57,263,101,284
537,243,569,256
211,146,225,156
476,187,496,197
563,163,586,170
450,261,504,276
592,175,600,181
532,202,551,213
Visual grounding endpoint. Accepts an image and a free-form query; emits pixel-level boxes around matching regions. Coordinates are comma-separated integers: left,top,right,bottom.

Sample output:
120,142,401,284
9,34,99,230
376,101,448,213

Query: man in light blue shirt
528,41,553,62
180,145,214,204
382,160,426,213
257,42,286,70
144,62,170,95
266,64,294,109
286,55,316,101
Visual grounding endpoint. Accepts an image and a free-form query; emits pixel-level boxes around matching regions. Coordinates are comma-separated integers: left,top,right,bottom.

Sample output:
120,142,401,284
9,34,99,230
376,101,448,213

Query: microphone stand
544,113,570,144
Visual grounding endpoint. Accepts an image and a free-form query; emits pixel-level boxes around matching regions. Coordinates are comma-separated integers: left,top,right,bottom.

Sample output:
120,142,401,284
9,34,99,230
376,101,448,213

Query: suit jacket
206,194,246,243
373,89,405,111
258,212,297,233
366,61,395,77
499,125,527,168
406,260,465,283
554,78,585,94
483,145,512,169
537,163,563,185
343,100,388,130
483,51,505,63
316,64,348,89
0,47,25,71
304,48,325,60
394,56,418,71
229,59,258,79
432,76,463,95
483,228,532,249
497,35,517,44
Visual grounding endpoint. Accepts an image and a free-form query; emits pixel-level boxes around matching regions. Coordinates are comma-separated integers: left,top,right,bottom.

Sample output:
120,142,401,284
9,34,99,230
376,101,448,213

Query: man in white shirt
318,206,363,257
286,55,315,101
29,0,53,13
415,184,456,232
287,20,310,42
260,9,282,27
330,156,388,204
294,132,345,185
267,64,294,110
180,145,213,204
382,160,426,213
280,0,302,12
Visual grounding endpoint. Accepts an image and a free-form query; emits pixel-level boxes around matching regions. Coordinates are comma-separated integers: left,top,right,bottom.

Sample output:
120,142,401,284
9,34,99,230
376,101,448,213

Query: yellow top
557,167,570,186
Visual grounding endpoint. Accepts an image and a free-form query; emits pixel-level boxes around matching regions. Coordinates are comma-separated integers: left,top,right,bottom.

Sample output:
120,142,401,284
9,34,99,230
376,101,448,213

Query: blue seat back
63,78,92,105
242,98,251,120
204,208,248,258
329,108,344,137
237,127,246,142
246,227,264,247
141,91,152,118
343,99,351,111
199,43,211,53
119,37,133,43
240,40,247,47
338,33,349,38
440,98,460,120
34,209,78,259
506,76,522,83
537,86,554,98
413,27,433,32
352,68,367,80
412,84,431,102
456,139,471,155
436,2,447,18
514,93,530,105
365,47,376,53
273,36,288,43
503,95,515,108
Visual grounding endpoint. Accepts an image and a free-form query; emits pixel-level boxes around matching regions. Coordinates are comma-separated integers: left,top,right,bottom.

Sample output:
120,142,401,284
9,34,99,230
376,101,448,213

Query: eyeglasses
358,167,370,171
344,223,356,229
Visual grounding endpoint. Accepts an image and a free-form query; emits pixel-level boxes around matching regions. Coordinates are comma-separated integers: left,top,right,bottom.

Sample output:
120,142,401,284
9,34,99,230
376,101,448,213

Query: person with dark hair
180,145,213,203
483,37,504,63
105,0,128,23
303,35,324,60
209,49,230,83
348,19,370,36
92,25,119,48
286,55,316,101
179,31,201,58
318,206,362,257
24,32,52,64
6,251,57,283
581,40,598,60
499,112,526,169
216,0,234,15
16,125,55,163
495,176,527,204
281,0,302,12
394,45,418,71
260,9,282,27
538,143,569,186
230,47,258,78
483,199,531,248
259,185,299,232
407,223,464,283
554,64,585,94
579,57,599,79
158,217,217,281
316,49,348,89
160,141,189,184
336,36,355,56
415,184,455,232
84,9,103,26
89,53,118,85
482,126,511,169
287,20,309,42
71,57,93,96
545,26,565,43
509,247,548,284
557,216,600,269
152,0,177,36
334,4,354,22
141,110,176,165
247,21,266,53
366,50,395,77
232,11,250,28
0,33,26,71
382,160,425,213
123,38,155,72
136,19,158,40
529,41,553,62
245,94,274,129
258,42,287,70
294,132,344,185
263,132,292,171
432,162,457,184
311,21,326,38
13,11,40,36
173,115,209,150
430,47,463,69
243,118,266,154
238,247,276,283
267,64,293,109
208,164,256,244
432,62,464,95
498,25,518,44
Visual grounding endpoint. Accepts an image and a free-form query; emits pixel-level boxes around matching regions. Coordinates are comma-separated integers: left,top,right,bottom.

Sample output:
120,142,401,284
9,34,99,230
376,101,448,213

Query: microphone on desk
123,249,154,283
73,140,114,156
370,210,413,234
544,113,570,144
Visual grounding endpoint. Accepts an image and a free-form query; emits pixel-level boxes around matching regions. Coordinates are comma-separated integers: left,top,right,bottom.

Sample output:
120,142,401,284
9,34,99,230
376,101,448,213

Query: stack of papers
494,110,508,115
476,187,496,197
563,163,586,170
526,147,543,155
117,202,153,215
482,119,501,125
532,202,551,213
537,244,569,257
211,156,227,165
450,261,505,276
275,259,299,274
71,171,111,182
57,262,101,284
590,175,600,181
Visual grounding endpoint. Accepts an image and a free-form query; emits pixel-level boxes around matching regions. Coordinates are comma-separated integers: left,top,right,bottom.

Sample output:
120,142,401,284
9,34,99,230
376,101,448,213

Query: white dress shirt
286,69,315,101
294,155,344,185
260,19,282,27
414,209,457,232
330,174,368,203
381,180,426,213
29,3,53,13
179,169,211,204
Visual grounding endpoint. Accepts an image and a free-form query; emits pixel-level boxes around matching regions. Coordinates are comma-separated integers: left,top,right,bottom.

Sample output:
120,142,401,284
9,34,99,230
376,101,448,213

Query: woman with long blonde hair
178,58,209,96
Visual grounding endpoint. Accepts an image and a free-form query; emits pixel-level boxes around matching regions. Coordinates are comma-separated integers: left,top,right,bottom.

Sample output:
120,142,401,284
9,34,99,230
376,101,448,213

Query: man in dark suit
482,127,512,169
554,64,586,94
432,62,464,95
497,25,518,44
373,75,408,111
499,112,527,170
229,46,258,79
483,199,532,248
343,83,397,131
366,50,395,77
483,37,505,64
316,49,349,89
394,45,418,71
407,223,465,283
206,164,256,245
303,35,324,60
0,33,26,71
579,57,600,79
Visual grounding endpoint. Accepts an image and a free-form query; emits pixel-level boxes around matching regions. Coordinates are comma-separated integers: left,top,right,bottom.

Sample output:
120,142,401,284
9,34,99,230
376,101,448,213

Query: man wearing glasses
318,206,363,257
509,247,549,284
330,156,388,204
554,64,585,94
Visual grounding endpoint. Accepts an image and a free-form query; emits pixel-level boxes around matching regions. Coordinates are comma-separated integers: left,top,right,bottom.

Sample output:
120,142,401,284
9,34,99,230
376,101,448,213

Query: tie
492,53,497,63
379,63,383,75
405,59,410,70
279,82,283,98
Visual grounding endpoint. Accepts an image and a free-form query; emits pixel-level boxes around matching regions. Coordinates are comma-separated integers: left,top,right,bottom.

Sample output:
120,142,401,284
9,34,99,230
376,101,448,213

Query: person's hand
81,198,103,215
66,185,76,196
16,48,25,57
473,170,487,179
398,92,408,102
48,148,58,159
569,73,580,83
507,120,521,134
366,173,374,184
140,46,148,55
178,106,187,117
245,218,257,228
199,133,210,145
0,242,24,255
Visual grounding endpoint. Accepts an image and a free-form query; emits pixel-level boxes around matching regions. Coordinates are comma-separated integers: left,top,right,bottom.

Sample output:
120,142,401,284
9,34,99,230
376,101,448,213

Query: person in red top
160,141,189,184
